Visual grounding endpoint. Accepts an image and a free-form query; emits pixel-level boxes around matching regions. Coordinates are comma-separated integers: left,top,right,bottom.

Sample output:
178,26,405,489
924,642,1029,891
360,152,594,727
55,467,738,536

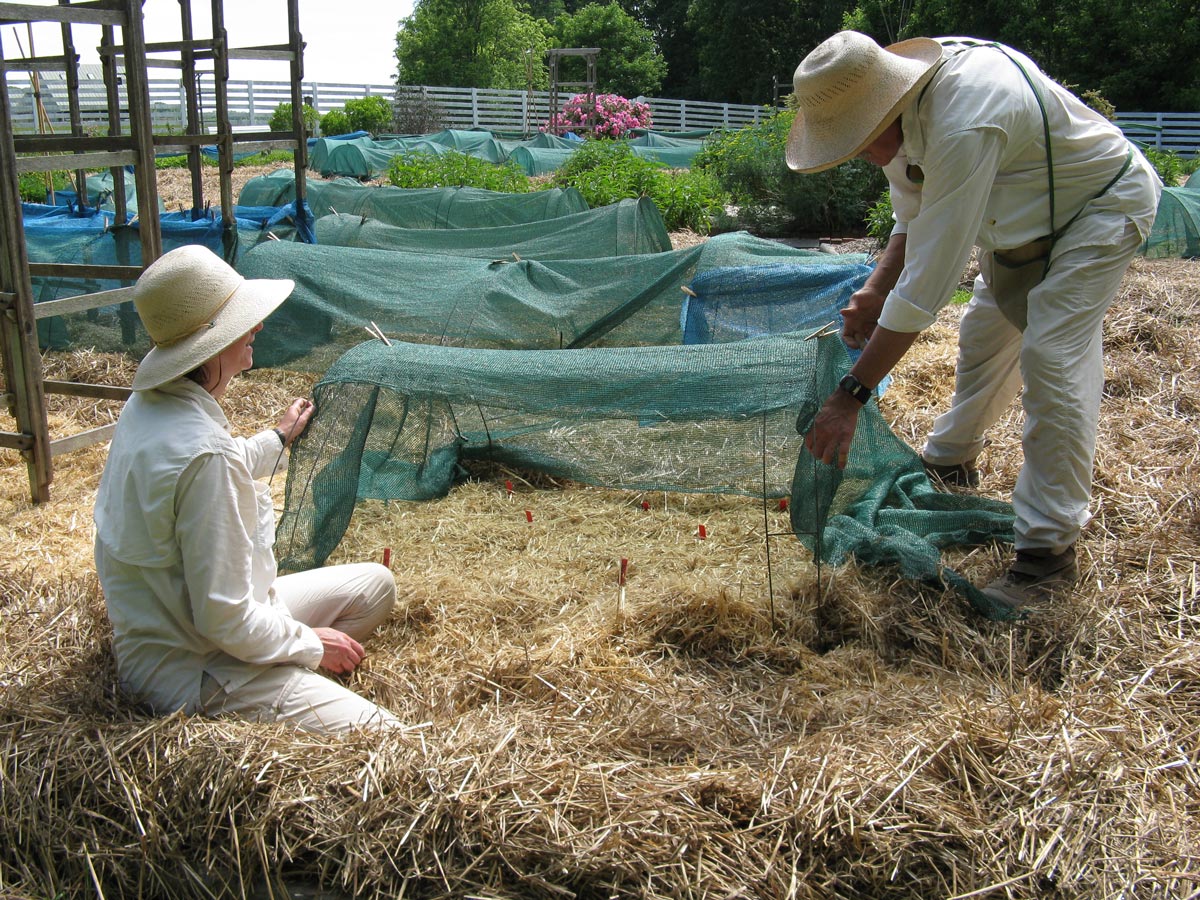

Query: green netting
1140,186,1200,258
238,171,589,227
276,333,1015,619
629,132,706,168
240,231,853,369
312,197,670,259
510,146,576,176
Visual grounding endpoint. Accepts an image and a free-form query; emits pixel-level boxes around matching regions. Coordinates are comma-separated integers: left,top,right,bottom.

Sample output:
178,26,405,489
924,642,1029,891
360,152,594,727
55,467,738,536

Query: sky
2,1,414,87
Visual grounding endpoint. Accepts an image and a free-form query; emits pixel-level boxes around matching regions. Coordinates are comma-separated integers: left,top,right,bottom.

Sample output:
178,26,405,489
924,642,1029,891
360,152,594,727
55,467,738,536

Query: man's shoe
922,457,980,489
981,546,1079,615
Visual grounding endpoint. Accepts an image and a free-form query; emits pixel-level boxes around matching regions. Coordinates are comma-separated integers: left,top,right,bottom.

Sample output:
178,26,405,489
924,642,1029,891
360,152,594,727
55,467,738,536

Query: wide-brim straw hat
130,245,294,391
786,31,943,173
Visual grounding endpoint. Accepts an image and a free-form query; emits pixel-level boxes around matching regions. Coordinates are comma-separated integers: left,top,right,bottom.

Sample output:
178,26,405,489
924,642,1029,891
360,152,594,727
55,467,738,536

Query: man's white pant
201,562,403,734
922,222,1144,553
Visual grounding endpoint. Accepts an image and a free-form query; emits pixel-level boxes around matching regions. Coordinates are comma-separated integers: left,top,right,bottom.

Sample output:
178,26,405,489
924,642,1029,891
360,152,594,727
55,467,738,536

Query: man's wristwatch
837,373,873,405
272,427,288,446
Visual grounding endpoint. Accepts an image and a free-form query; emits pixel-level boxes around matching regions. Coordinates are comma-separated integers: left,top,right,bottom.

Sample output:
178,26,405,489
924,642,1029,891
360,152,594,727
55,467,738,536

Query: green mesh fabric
313,197,671,259
239,232,852,369
238,171,588,227
1140,186,1200,258
276,332,1015,619
510,146,575,176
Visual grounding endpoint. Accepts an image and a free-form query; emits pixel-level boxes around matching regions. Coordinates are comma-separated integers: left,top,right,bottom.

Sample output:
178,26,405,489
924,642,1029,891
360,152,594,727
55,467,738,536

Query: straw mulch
1,249,1198,899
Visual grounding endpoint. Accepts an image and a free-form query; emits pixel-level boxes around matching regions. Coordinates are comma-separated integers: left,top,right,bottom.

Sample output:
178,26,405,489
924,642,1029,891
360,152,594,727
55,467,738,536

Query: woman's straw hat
786,31,943,173
130,245,294,391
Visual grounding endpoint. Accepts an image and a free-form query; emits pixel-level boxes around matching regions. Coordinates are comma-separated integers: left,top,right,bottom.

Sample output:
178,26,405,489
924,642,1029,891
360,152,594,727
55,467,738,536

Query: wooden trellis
0,0,310,503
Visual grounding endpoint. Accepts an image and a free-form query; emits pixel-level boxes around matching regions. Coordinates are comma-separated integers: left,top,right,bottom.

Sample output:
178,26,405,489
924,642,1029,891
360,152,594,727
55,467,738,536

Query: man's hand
274,398,315,448
841,285,887,349
313,626,366,674
804,389,863,469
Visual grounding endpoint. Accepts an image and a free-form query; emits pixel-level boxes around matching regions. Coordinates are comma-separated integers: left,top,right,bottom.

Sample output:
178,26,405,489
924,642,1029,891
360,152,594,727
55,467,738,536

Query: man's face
857,119,903,167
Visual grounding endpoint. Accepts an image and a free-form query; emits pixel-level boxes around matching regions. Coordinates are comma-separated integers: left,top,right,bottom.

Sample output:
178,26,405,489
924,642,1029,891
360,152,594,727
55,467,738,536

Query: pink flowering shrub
543,93,652,139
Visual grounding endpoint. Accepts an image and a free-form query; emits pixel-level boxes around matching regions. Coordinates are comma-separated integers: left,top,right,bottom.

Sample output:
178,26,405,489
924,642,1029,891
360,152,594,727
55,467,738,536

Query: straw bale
1,254,1198,898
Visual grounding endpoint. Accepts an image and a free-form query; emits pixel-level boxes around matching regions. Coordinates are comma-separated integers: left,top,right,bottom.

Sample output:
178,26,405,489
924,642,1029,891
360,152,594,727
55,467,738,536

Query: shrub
268,101,319,135
551,140,725,233
19,170,73,203
544,93,652,139
320,109,352,137
696,110,886,236
344,96,394,135
865,190,894,248
393,86,446,134
1143,147,1187,185
386,151,531,193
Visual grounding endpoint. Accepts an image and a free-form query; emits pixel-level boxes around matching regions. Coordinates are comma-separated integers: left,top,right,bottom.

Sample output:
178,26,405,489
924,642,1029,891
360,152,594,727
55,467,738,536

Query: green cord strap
925,40,1134,273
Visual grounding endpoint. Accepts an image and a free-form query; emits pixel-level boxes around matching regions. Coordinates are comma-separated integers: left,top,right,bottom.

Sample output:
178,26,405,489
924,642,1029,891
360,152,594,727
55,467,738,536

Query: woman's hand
313,626,365,674
274,398,315,448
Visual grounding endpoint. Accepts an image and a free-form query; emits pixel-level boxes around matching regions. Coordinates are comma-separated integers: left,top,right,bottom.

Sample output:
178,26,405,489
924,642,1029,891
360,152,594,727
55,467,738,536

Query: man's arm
842,234,906,348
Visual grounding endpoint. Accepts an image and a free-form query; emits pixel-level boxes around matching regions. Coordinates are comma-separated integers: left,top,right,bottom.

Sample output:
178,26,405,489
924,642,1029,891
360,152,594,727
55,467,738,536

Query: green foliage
865,190,894,247
903,0,1200,112
344,96,394,134
685,0,846,104
696,109,887,236
553,3,666,97
386,150,532,192
1143,147,1187,186
550,140,725,233
18,170,72,203
268,101,320,135
395,0,552,90
320,109,352,137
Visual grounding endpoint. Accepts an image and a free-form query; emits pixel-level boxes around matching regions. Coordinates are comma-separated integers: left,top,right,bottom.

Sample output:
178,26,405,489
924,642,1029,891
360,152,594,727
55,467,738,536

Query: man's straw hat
131,245,294,391
785,31,943,173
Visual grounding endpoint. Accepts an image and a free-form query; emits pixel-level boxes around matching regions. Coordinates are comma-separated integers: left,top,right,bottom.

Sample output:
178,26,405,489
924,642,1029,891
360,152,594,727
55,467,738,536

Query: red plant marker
698,524,707,540
641,500,650,511
505,480,514,498
525,509,533,523
382,547,392,568
779,498,789,511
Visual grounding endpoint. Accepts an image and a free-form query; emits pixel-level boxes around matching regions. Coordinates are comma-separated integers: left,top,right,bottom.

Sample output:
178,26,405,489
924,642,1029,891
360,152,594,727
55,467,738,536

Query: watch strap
838,373,872,405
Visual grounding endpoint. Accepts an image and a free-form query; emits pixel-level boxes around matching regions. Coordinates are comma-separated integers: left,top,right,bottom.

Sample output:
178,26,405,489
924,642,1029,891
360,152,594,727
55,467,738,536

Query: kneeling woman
94,245,401,733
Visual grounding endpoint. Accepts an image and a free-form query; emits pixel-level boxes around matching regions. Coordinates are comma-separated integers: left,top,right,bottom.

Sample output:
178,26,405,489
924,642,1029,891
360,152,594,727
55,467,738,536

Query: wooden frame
0,0,308,503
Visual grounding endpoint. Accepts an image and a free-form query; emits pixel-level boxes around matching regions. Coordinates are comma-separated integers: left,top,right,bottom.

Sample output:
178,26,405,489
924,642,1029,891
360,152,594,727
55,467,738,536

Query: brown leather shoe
922,457,980,489
982,546,1079,615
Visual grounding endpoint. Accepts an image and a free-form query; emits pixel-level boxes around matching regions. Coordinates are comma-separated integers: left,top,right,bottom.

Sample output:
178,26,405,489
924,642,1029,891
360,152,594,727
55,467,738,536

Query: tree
902,0,1200,111
686,0,851,105
616,0,701,99
553,2,667,97
395,0,552,90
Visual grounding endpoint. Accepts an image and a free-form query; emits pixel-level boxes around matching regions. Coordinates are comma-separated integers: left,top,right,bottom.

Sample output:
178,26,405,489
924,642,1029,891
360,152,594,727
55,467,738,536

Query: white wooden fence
5,76,770,135
4,73,1196,150
1115,112,1200,157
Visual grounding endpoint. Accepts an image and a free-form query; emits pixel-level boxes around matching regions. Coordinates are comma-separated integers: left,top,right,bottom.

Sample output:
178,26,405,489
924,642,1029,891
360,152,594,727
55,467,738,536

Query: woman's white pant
201,562,403,734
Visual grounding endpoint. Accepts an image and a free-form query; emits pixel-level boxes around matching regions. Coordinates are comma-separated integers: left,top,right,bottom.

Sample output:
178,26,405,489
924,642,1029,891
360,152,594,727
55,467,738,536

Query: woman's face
204,322,263,397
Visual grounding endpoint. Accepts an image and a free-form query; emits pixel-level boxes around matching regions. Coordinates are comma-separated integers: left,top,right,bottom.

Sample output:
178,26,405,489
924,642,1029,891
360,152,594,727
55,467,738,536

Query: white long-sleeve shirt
878,38,1162,334
94,378,323,714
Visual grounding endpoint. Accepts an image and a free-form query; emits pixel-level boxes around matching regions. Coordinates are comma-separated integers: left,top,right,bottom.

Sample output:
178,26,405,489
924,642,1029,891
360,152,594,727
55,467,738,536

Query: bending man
789,32,1161,612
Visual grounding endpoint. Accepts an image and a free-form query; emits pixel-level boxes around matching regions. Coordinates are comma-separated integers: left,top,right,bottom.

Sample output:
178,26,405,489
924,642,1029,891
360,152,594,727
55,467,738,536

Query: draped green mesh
1140,186,1200,258
242,232,852,370
277,333,1016,620
238,171,588,227
312,197,671,259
